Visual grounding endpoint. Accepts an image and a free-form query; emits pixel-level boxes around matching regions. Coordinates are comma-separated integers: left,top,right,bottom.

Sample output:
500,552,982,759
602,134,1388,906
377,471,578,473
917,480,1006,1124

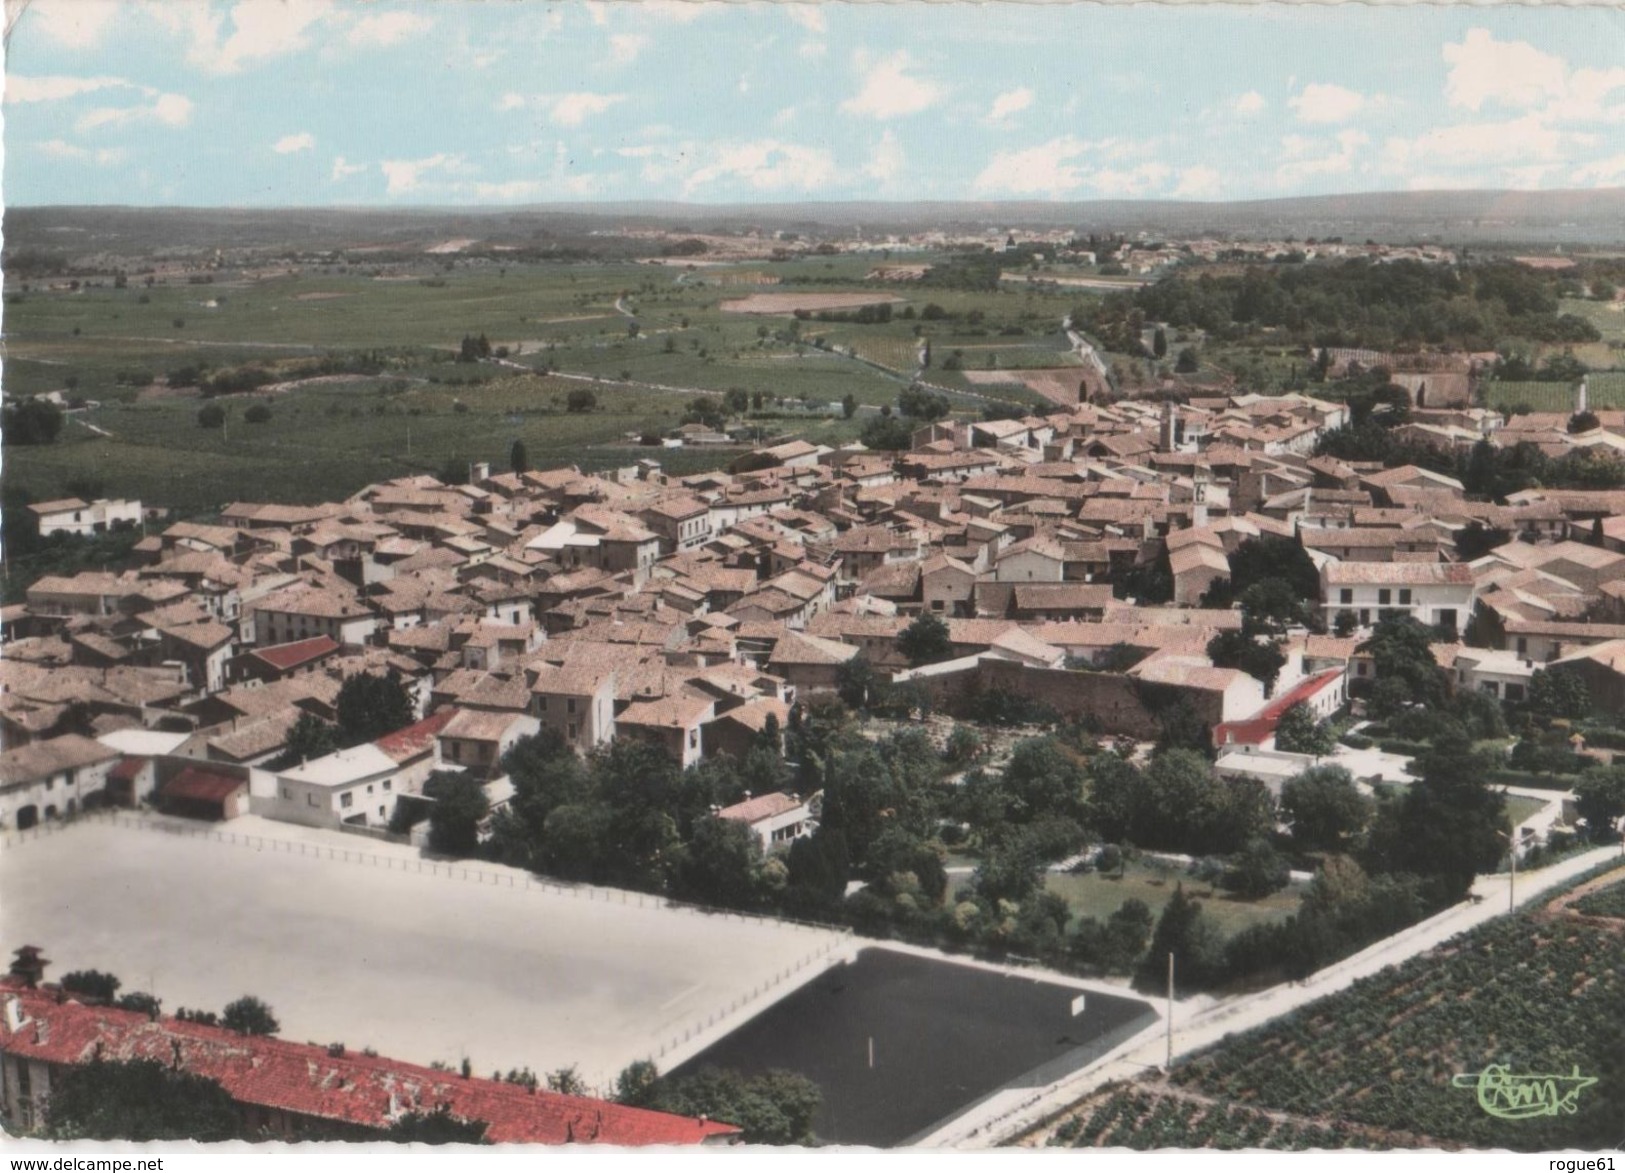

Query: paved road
921,844,1625,1148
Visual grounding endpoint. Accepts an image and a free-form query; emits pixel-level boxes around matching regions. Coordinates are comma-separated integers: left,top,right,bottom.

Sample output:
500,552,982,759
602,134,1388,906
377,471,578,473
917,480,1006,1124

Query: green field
4,251,1104,513
1037,864,1625,1151
1044,860,1305,938
1483,376,1625,413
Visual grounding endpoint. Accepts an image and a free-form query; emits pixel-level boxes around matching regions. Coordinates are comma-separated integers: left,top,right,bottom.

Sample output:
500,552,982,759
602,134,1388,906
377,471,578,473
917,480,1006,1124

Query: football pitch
0,815,845,1089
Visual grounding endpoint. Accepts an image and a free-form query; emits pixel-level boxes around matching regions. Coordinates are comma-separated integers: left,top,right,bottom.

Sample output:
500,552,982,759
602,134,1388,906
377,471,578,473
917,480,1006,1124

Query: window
689,730,699,749
1378,589,1391,605
379,806,386,818
383,779,391,791
568,722,577,741
341,793,353,808
1516,637,1528,655
1398,588,1412,605
282,787,291,799
566,698,577,715
1339,588,1353,604
450,742,461,761
537,696,547,712
308,794,318,806
367,784,374,794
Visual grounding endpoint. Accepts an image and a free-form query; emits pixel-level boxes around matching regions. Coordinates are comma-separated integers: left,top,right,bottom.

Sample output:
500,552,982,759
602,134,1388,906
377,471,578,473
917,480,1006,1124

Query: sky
4,0,1625,207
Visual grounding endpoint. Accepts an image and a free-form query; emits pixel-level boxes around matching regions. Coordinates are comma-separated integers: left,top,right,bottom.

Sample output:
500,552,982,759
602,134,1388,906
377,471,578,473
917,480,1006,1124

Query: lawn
1044,859,1306,938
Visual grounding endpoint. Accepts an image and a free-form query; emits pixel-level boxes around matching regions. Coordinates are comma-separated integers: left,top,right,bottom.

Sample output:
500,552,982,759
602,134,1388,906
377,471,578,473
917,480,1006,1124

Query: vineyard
1485,373,1625,413
1032,865,1625,1151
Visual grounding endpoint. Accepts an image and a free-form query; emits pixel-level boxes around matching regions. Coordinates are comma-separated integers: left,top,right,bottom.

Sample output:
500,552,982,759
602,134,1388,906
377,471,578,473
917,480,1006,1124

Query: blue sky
6,1,1625,206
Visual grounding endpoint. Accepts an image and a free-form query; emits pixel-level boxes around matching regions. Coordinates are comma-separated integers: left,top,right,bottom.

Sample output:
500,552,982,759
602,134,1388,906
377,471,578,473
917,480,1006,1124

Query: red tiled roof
0,979,736,1145
251,635,341,672
107,756,147,783
1213,668,1346,747
160,766,247,804
373,707,460,763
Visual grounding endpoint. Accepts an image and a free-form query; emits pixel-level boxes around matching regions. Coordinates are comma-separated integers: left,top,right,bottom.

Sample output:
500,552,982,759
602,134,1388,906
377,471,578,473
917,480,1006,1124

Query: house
1323,561,1476,636
156,620,236,695
1549,639,1625,715
156,761,251,821
919,553,977,617
268,744,407,830
766,631,859,694
27,497,142,538
1169,542,1231,607
0,734,121,831
1213,668,1348,750
228,635,342,686
616,688,715,768
530,662,617,752
436,709,541,780
716,791,814,852
0,971,739,1144
250,584,378,648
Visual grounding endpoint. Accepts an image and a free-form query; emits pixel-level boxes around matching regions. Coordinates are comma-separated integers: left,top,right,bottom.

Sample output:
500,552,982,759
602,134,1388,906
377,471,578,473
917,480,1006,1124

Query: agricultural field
1036,864,1625,1151
4,250,1098,515
1044,862,1306,939
1553,297,1625,369
1484,370,1625,415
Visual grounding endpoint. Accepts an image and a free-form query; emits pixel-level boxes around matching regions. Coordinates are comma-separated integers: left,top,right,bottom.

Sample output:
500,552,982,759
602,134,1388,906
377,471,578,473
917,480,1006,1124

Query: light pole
1497,829,1516,914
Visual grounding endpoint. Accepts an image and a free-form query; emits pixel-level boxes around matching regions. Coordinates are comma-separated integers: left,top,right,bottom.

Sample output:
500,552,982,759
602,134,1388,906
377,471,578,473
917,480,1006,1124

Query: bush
1339,732,1374,750
244,403,272,424
197,404,226,429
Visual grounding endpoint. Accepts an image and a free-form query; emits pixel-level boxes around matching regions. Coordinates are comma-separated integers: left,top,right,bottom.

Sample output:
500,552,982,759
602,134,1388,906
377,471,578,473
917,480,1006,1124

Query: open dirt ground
719,293,905,314
0,815,842,1089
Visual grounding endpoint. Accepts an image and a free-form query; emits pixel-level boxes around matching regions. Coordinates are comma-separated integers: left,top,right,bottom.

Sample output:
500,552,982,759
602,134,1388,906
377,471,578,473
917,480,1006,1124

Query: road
920,844,1625,1148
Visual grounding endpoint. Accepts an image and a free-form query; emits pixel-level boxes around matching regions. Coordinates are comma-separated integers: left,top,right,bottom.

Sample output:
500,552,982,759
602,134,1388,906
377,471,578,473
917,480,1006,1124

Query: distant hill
7,188,1625,259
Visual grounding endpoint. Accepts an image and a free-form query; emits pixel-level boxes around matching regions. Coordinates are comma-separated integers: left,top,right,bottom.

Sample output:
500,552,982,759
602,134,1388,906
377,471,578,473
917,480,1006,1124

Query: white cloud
1276,129,1369,185
973,136,1089,197
798,40,826,60
551,92,625,127
987,87,1034,122
865,130,904,184
1173,166,1222,199
1382,116,1586,171
1288,83,1368,124
1088,163,1172,197
683,140,839,195
25,0,123,49
785,6,825,34
331,156,367,181
6,75,134,104
273,132,315,154
840,51,943,120
380,153,458,195
347,11,433,47
36,138,125,165
642,1,710,23
76,92,194,132
1572,153,1625,185
772,106,798,128
496,93,526,112
608,33,650,64
472,179,549,201
1443,29,1567,112
148,0,334,76
1233,91,1266,116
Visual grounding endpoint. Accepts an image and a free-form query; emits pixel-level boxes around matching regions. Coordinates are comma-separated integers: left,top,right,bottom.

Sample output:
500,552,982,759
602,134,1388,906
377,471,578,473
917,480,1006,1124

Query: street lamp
1496,829,1516,914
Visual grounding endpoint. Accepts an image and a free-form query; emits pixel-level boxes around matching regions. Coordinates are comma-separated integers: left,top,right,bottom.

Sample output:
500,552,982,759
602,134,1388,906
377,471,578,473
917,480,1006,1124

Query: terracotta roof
718,791,803,824
0,979,736,1145
250,635,341,672
1322,562,1474,586
374,708,460,763
160,765,246,804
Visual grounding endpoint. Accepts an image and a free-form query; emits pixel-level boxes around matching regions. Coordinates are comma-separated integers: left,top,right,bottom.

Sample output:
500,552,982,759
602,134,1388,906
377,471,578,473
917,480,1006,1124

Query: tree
384,1105,491,1144
244,403,272,424
509,439,528,474
1135,884,1224,993
1225,537,1321,604
60,970,121,1003
898,612,953,667
2,398,64,445
835,654,886,712
1281,764,1372,853
44,1060,244,1142
1274,702,1335,756
1175,347,1199,374
547,1066,589,1096
221,995,280,1036
335,672,414,745
674,816,762,910
1223,837,1291,899
841,393,857,419
197,403,226,429
269,712,340,770
1573,765,1625,841
565,388,597,413
860,414,913,450
1358,616,1449,709
647,1067,821,1145
1206,630,1287,694
425,770,490,857
1391,738,1509,901
1153,327,1168,359
615,1059,662,1108
1527,667,1591,720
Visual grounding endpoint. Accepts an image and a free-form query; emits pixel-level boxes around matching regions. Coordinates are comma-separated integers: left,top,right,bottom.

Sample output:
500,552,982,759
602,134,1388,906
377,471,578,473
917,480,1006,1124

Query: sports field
671,947,1156,1147
0,815,844,1089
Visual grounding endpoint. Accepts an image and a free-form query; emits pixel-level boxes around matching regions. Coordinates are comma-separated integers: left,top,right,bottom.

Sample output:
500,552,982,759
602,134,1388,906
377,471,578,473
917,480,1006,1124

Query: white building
1322,561,1476,636
0,735,121,830
716,791,814,852
266,744,405,830
26,497,142,538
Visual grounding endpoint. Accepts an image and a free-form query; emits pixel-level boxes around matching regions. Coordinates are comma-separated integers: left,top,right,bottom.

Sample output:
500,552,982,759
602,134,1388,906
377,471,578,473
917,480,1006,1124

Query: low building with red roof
1213,667,1348,751
0,971,738,1145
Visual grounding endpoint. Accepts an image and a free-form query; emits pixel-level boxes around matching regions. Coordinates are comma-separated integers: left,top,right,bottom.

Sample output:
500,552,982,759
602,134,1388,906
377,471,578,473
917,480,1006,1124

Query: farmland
2,251,1100,513
1036,864,1625,1151
1482,379,1625,414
